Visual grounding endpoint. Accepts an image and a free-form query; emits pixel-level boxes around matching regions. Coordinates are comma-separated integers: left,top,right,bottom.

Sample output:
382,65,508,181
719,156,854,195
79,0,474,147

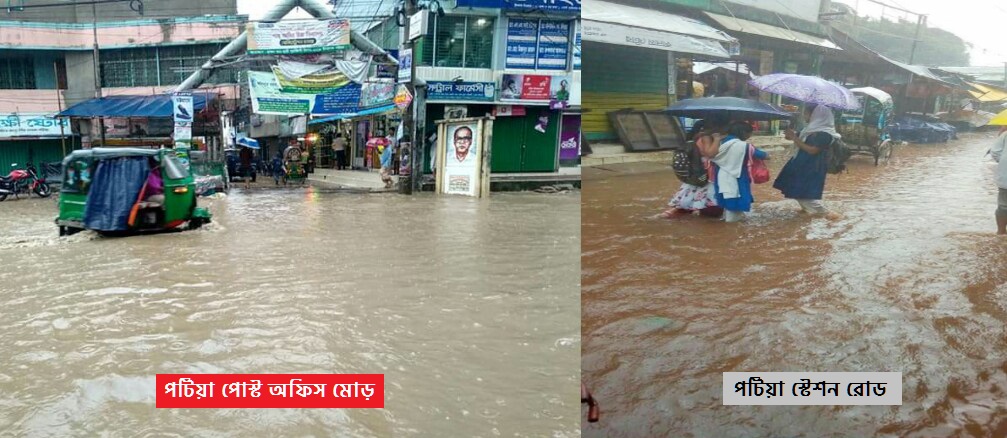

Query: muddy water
0,188,580,437
583,133,1007,437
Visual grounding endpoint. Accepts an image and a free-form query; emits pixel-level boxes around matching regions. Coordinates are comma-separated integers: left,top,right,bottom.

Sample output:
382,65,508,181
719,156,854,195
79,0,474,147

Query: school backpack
825,136,852,175
672,145,709,186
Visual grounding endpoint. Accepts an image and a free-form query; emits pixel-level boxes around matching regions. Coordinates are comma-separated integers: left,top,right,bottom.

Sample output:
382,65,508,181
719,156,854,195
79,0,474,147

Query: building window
422,15,494,68
100,43,238,88
0,55,36,89
100,47,160,87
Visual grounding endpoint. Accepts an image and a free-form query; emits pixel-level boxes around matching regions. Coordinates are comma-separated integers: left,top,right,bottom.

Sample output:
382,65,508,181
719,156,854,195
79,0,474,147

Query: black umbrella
666,96,794,121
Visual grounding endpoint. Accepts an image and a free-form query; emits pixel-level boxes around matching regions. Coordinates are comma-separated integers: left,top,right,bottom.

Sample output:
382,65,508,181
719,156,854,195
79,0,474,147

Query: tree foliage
834,16,970,66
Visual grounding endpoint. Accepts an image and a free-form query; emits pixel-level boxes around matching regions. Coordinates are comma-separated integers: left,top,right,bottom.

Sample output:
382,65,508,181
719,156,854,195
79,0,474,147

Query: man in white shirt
988,128,1007,234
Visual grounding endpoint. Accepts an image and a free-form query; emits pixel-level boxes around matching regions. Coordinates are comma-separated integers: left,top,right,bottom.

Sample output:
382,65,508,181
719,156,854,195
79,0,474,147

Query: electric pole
908,14,926,64
92,2,105,147
399,1,421,194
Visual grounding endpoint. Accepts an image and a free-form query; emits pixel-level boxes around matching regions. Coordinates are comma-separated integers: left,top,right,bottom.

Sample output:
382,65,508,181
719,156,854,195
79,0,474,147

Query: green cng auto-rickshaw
56,147,211,236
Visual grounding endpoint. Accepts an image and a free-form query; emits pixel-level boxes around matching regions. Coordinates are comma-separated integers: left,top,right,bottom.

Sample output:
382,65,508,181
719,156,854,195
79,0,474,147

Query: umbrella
987,109,1007,126
666,97,794,121
749,73,860,111
237,137,260,149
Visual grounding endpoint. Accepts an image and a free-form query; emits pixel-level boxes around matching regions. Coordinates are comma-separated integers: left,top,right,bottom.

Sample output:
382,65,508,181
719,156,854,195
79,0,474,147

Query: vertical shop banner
506,19,538,69
443,121,481,196
172,92,193,147
559,115,581,160
537,20,570,70
397,49,413,84
359,82,396,109
247,19,351,55
573,21,581,69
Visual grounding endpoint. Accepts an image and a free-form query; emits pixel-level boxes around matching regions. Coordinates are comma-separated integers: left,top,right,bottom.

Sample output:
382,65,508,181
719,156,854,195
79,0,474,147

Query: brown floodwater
0,187,580,437
582,132,1007,437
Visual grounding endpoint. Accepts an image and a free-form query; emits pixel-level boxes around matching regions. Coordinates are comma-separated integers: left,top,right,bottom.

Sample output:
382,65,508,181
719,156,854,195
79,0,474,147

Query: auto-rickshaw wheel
59,226,82,236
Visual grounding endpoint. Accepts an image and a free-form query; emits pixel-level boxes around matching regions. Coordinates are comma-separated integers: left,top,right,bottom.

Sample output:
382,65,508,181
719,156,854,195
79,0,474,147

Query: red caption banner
155,374,384,408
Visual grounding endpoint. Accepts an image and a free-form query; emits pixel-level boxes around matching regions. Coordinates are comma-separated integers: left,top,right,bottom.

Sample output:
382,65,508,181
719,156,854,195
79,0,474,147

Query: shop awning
583,0,736,58
694,61,754,77
308,104,397,125
967,82,1007,102
703,12,841,50
57,94,212,118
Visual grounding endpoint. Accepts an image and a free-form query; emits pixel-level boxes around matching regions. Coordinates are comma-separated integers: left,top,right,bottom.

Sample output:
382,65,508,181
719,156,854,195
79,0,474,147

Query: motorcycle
0,163,52,201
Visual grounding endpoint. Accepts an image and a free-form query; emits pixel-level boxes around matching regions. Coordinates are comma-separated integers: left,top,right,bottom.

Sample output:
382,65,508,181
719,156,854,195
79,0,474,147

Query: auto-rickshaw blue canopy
57,94,212,118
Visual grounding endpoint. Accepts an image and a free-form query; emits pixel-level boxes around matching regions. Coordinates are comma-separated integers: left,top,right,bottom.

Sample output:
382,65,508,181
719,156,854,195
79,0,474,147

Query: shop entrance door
353,120,369,169
490,112,559,173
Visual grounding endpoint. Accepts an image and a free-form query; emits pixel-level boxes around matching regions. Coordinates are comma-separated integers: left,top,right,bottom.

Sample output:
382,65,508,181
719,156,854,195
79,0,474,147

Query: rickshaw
55,147,212,236
282,145,307,185
838,87,895,165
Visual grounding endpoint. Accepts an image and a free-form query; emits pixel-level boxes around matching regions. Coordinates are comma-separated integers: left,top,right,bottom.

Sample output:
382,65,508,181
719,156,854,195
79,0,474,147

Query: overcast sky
834,0,1007,66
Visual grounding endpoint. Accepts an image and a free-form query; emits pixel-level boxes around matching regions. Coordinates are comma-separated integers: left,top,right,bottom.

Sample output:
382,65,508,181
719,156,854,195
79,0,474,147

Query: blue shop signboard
427,82,497,102
456,0,580,12
313,82,363,114
506,19,538,69
537,20,570,71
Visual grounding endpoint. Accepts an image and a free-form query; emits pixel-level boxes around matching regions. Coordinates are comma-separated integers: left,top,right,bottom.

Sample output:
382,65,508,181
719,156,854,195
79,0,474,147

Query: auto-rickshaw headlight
173,186,189,194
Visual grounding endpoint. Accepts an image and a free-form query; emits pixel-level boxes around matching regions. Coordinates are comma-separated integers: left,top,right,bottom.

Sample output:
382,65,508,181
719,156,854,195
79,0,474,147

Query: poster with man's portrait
443,122,480,196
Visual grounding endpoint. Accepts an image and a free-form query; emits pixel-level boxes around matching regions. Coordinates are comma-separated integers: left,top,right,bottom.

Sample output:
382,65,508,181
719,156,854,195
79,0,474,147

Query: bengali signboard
271,65,351,94
500,74,570,104
506,19,571,70
247,19,351,55
248,71,313,115
427,81,496,102
506,19,538,69
359,82,395,109
248,71,362,116
394,85,413,110
537,20,570,70
455,0,579,12
0,113,69,138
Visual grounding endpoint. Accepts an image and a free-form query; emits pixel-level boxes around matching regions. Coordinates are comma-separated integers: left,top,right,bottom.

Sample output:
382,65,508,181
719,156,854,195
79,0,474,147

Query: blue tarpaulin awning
57,93,213,118
308,105,398,125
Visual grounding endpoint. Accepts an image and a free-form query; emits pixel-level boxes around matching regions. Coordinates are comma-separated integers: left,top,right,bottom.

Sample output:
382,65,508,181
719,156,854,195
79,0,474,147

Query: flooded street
0,188,580,437
582,132,1007,437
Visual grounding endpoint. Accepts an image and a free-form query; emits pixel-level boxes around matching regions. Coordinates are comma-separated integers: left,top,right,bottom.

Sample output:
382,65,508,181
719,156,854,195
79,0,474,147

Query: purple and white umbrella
749,73,860,111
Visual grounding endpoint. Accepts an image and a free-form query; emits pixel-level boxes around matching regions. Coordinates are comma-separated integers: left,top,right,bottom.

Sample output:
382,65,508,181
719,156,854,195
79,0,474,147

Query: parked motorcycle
0,163,52,201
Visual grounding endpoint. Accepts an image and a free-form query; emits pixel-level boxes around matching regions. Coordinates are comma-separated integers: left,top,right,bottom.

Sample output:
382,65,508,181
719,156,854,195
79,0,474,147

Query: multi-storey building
365,0,581,175
0,0,243,167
